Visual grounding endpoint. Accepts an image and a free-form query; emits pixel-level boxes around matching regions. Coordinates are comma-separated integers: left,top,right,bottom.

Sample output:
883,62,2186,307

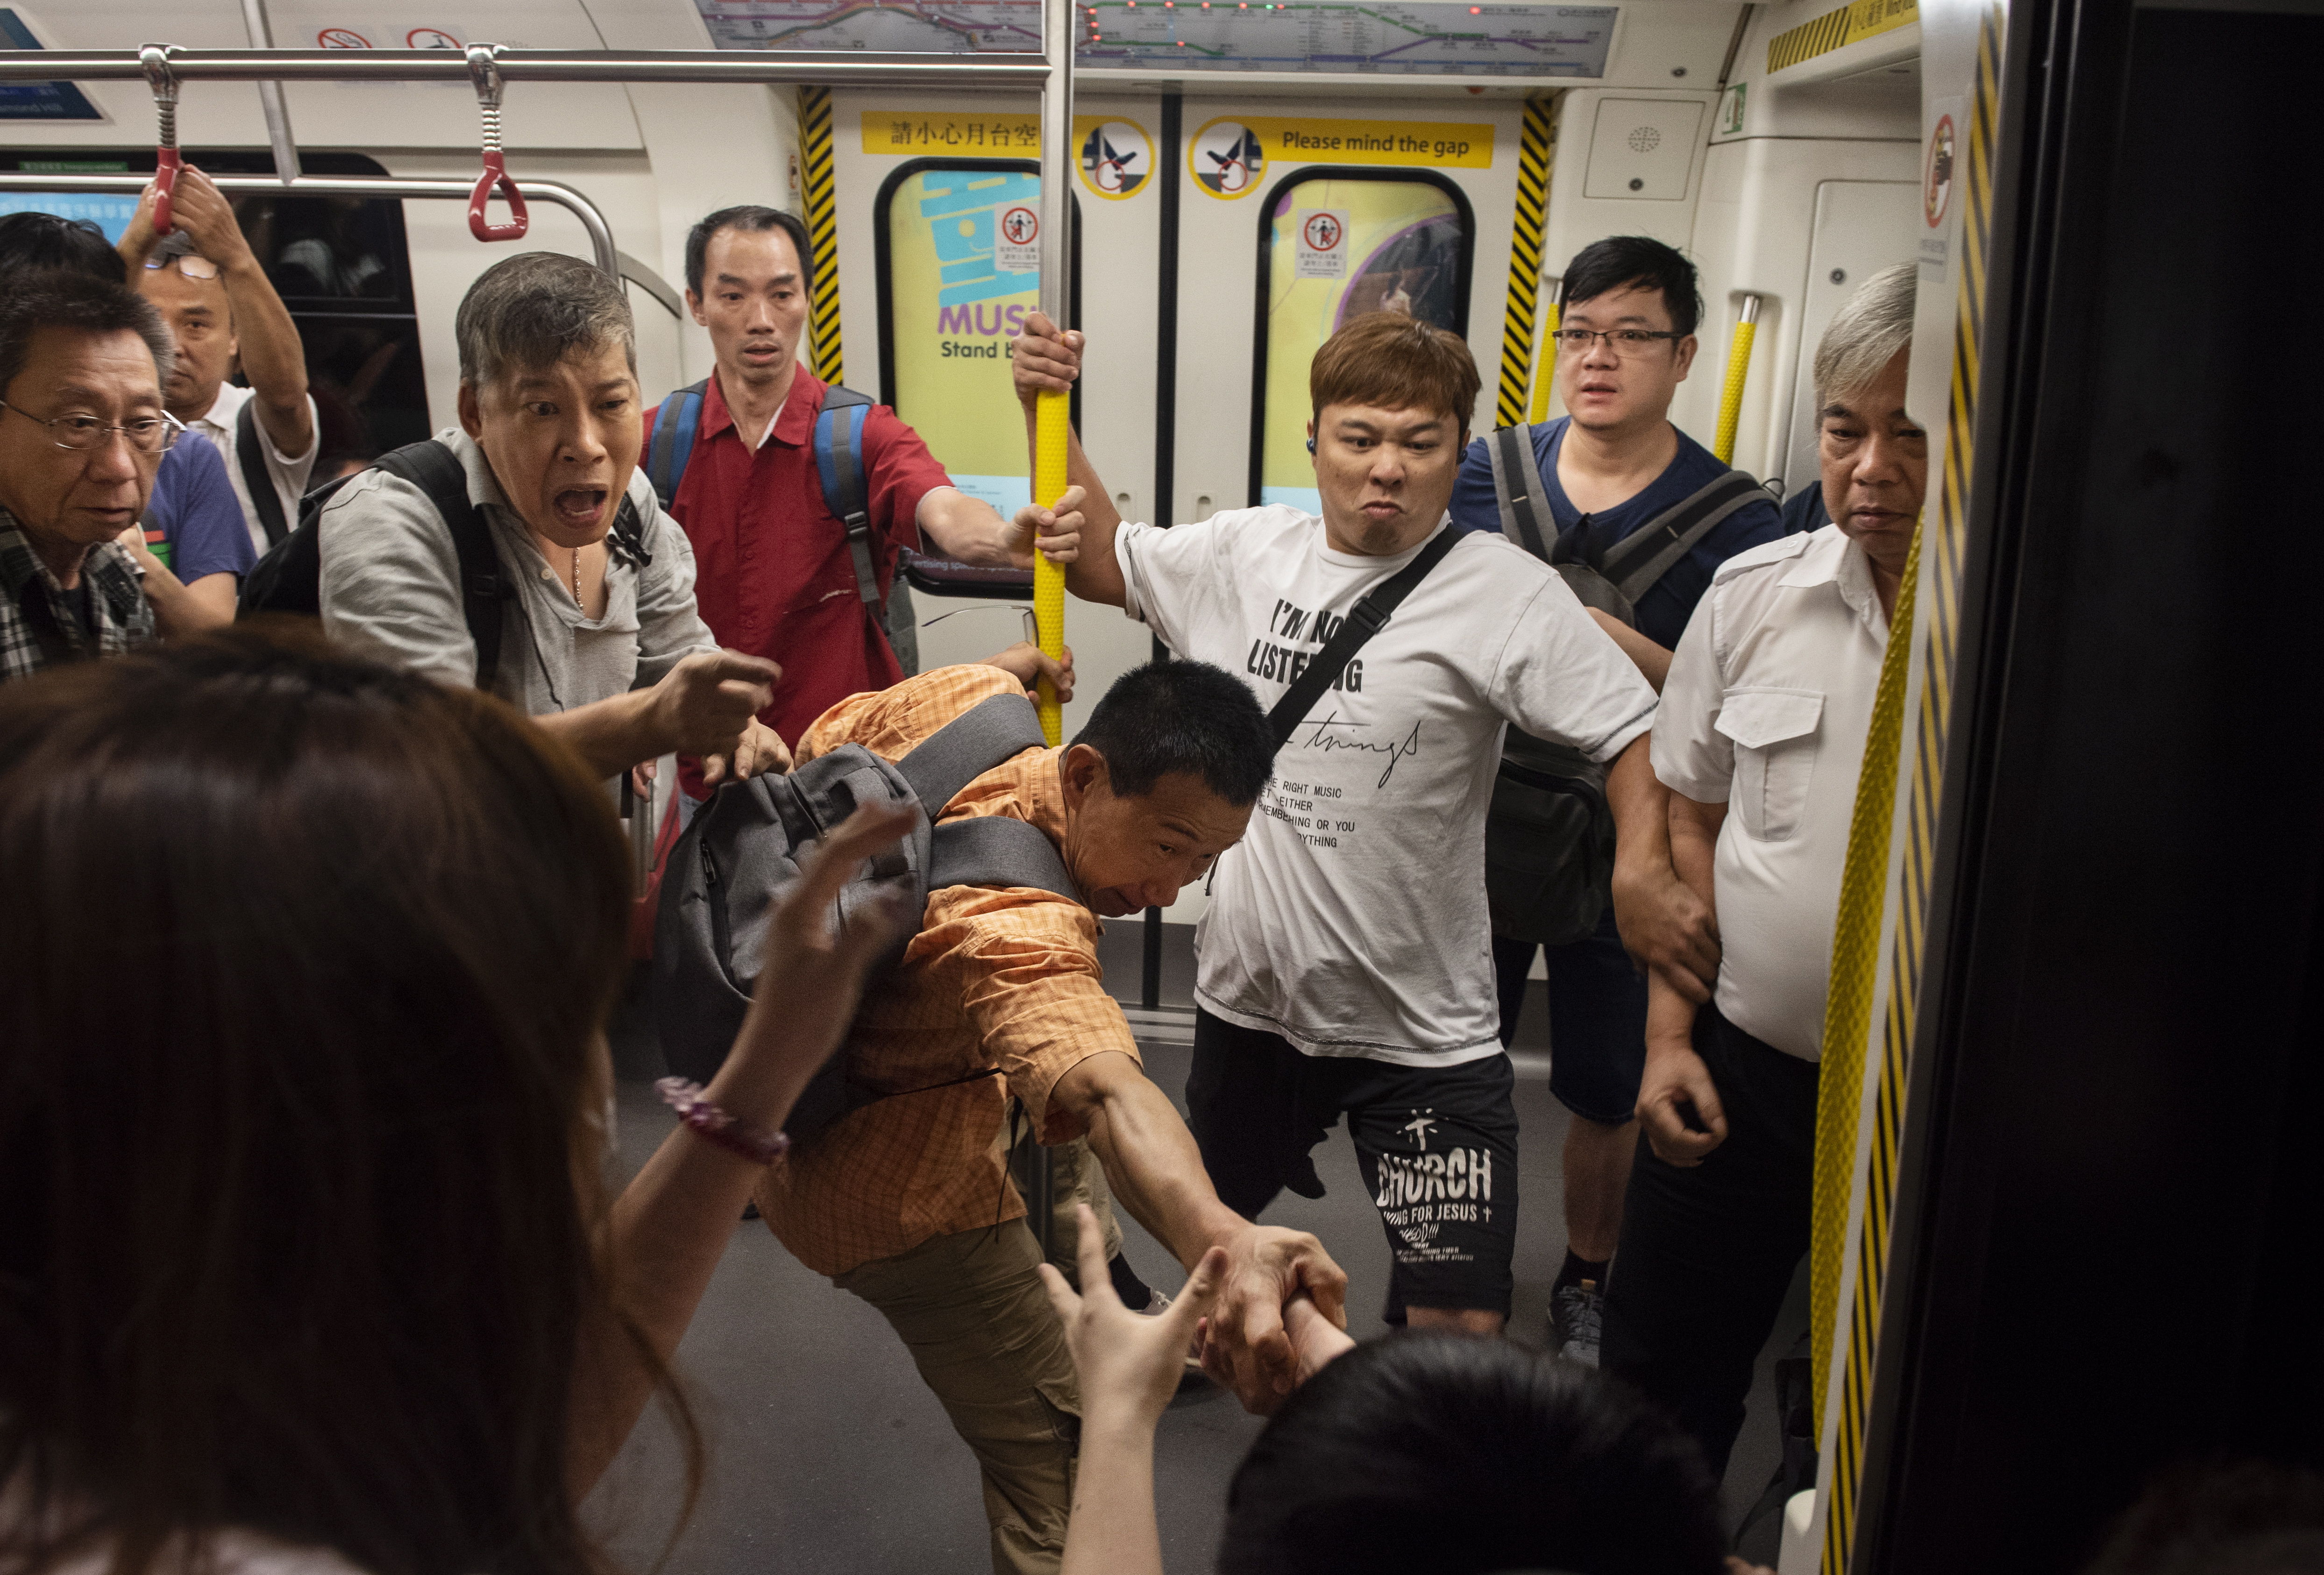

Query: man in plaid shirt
0,272,171,681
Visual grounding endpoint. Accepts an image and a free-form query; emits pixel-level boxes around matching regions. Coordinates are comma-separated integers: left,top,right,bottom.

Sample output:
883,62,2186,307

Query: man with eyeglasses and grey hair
1601,261,1926,1479
120,166,319,559
317,251,787,788
0,270,178,681
1446,234,1785,1367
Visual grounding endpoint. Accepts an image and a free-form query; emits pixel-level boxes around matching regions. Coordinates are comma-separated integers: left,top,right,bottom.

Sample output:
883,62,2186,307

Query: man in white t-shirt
119,166,320,556
1012,309,1714,1334
1601,264,1923,1476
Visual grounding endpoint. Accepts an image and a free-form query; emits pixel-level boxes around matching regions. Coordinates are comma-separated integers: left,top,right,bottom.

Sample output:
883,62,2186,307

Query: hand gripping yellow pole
1712,293,1761,465
1031,0,1073,750
1033,390,1070,744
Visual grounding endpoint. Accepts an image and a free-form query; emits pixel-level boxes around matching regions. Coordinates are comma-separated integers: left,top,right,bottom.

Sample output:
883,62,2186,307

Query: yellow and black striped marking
1767,0,1919,75
1492,95,1557,429
1816,9,2003,1572
800,85,844,386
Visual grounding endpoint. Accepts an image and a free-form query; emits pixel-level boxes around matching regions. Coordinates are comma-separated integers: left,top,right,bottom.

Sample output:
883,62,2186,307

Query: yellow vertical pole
1712,293,1761,465
1527,279,1564,424
1033,0,1073,749
1033,392,1069,744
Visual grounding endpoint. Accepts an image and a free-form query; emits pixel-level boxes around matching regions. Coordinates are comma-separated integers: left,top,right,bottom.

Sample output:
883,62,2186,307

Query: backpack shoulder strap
895,690,1050,815
376,440,506,690
928,814,1078,904
814,386,881,615
1267,525,1463,745
1592,469,1767,604
235,397,292,547
645,379,710,511
1486,424,1554,563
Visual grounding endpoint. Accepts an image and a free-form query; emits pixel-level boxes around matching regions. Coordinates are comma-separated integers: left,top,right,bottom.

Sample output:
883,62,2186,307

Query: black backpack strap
1592,469,1766,605
1267,525,1463,745
928,814,1078,903
235,397,292,547
375,440,506,690
646,379,709,511
815,385,881,619
1487,424,1554,563
895,691,1049,814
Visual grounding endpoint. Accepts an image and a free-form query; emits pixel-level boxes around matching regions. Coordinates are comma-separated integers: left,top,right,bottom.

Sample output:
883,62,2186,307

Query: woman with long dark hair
0,624,913,1575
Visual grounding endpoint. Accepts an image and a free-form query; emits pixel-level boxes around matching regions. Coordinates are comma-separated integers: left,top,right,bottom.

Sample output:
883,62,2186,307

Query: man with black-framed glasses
0,271,178,681
1448,234,1783,1367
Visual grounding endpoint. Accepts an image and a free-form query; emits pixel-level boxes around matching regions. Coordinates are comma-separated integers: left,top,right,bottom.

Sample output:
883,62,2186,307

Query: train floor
590,925,1807,1572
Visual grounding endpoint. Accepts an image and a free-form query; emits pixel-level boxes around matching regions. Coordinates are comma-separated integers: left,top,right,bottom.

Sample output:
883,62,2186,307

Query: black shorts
1185,1008,1519,1320
1493,907,1648,1125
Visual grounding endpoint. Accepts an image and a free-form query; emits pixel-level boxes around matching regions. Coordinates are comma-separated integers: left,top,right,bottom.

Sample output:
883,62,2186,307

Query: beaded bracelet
655,1077,790,1165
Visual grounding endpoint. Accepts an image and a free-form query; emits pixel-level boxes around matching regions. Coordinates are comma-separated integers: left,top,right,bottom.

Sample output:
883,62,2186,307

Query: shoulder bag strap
1592,469,1767,605
235,397,292,547
1488,424,1554,563
645,379,709,511
814,386,881,613
378,439,506,690
1267,525,1463,745
895,690,1050,814
927,814,1079,903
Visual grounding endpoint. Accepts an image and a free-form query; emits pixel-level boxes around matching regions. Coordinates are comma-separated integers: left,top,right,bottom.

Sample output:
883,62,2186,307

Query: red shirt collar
697,364,827,448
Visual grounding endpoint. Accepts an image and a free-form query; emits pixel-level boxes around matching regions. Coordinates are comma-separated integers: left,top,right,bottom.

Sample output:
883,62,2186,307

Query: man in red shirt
647,206,1075,776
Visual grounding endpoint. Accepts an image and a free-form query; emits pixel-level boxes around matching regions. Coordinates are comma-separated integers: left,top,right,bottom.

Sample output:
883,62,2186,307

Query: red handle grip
152,148,183,237
467,151,529,243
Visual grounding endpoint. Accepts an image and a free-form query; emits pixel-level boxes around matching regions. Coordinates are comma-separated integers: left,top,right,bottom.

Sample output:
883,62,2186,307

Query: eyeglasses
142,253,221,281
1551,328,1684,357
0,401,184,456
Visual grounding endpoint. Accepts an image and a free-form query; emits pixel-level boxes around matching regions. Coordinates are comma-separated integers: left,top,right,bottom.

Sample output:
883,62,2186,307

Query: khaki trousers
1015,1129,1123,1287
834,1219,1083,1575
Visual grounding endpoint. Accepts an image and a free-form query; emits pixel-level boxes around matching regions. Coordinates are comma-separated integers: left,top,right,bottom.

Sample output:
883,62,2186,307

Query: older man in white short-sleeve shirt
1600,263,1927,1478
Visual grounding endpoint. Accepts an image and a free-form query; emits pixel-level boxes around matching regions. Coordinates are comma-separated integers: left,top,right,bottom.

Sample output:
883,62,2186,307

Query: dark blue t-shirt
1779,478,1829,537
1450,417,1784,652
148,436,257,584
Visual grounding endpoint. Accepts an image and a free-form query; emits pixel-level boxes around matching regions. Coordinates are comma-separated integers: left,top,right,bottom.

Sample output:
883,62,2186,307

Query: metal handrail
0,47,1050,88
0,170,618,276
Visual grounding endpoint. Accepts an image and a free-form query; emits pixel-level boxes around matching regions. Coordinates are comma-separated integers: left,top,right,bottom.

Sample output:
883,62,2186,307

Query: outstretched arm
920,484,1082,571
1013,312,1128,607
568,802,918,1494
1052,1050,1349,1413
145,169,315,457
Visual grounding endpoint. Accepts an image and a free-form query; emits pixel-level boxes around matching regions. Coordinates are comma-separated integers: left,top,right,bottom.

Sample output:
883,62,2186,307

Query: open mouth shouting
550,485,610,536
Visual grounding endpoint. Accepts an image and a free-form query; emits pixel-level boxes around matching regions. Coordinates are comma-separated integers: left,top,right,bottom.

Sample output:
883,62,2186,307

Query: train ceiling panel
0,1,645,149
1580,94,1701,199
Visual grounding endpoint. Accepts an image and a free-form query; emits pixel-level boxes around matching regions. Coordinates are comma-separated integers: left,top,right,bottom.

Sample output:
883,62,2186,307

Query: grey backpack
652,690,1075,1139
1483,426,1766,945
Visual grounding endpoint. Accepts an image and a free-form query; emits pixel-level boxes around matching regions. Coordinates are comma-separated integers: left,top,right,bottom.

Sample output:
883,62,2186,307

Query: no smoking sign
995,203,1040,274
1294,208,1349,280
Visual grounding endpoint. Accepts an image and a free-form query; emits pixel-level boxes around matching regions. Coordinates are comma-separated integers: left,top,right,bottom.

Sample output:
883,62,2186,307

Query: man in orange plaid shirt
755,656,1348,1575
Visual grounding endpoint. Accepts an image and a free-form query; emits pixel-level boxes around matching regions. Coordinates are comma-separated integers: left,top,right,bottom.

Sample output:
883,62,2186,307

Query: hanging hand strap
139,45,181,236
465,45,529,243
1266,525,1462,745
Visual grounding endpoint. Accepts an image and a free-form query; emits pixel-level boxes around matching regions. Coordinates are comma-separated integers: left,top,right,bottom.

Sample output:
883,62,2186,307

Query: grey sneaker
1550,1278,1604,1368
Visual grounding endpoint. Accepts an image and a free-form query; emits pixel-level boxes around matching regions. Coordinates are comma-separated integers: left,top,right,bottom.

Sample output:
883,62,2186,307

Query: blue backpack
645,380,901,662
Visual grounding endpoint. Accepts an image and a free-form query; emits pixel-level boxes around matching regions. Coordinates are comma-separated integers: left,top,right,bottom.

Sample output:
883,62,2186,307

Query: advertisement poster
884,166,1045,518
1258,178,1465,512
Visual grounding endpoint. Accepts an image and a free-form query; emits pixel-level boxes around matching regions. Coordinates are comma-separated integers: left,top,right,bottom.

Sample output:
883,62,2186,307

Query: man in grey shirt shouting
319,252,784,784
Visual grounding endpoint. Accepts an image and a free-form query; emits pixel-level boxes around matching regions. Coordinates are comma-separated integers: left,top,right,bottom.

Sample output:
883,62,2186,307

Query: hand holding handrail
138,43,182,235
465,43,529,244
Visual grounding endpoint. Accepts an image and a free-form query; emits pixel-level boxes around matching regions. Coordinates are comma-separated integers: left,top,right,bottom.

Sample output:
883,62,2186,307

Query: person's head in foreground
455,251,644,558
1814,261,1926,589
1060,659,1276,917
1224,1334,1727,1575
1040,1205,1728,1575
1551,234,1703,438
0,625,908,1575
1304,311,1482,557
0,270,177,583
2084,1461,2324,1575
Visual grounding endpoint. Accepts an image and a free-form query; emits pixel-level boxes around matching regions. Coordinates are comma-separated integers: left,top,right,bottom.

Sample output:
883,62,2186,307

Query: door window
1251,170,1472,512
